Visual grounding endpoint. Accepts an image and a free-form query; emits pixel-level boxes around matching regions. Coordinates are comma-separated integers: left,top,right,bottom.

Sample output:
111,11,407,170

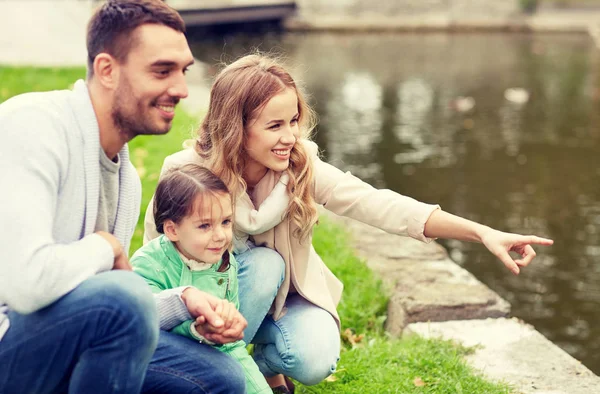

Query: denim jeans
0,271,246,394
236,247,340,385
235,246,286,343
0,271,159,394
144,331,246,394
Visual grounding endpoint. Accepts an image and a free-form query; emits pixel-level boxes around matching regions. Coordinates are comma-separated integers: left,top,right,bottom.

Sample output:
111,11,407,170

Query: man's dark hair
86,0,186,78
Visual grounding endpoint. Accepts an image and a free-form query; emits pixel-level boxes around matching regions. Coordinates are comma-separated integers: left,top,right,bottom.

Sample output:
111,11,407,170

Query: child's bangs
190,189,232,220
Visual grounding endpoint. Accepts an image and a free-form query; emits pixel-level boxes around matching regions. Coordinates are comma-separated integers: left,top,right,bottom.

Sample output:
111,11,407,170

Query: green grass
127,110,199,253
301,219,513,394
0,66,87,102
1,65,514,394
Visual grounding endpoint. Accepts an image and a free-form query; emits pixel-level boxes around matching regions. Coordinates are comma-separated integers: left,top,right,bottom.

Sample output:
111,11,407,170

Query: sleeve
153,287,193,331
171,319,197,341
132,254,193,330
307,140,440,243
0,106,115,314
235,173,290,235
131,255,168,294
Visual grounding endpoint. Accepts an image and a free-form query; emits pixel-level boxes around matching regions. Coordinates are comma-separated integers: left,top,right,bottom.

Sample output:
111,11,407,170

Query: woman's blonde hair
195,53,318,240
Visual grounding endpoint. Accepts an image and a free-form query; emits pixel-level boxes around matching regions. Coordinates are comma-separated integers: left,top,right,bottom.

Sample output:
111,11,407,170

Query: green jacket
131,235,238,341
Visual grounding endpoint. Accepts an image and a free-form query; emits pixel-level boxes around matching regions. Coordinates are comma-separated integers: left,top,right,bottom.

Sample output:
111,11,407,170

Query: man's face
112,23,194,137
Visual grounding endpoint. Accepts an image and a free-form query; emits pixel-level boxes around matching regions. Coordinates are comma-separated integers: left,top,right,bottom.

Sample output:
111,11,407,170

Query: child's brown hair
154,164,232,268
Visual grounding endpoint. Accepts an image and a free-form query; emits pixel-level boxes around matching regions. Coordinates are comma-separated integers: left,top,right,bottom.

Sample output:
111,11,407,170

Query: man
0,1,246,393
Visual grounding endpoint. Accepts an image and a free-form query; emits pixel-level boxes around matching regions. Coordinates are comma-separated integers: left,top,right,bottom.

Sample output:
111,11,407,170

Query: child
132,164,286,394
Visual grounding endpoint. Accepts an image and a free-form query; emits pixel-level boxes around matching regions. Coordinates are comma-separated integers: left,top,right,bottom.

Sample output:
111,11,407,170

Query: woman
144,54,553,391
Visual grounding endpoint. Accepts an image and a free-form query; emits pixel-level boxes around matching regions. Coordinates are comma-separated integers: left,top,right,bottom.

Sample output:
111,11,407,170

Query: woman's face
244,88,299,185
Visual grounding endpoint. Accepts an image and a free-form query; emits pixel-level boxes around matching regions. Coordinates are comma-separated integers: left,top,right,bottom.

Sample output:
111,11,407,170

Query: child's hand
182,288,225,327
194,299,247,344
214,299,237,329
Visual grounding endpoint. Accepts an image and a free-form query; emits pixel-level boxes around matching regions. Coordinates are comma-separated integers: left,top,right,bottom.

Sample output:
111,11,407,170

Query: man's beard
111,78,171,138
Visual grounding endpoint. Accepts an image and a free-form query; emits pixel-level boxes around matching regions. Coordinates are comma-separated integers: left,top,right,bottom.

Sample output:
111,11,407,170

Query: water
188,29,600,373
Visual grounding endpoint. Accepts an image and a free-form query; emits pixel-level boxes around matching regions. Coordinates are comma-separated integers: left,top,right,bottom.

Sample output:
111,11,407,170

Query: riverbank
323,210,600,393
2,1,600,392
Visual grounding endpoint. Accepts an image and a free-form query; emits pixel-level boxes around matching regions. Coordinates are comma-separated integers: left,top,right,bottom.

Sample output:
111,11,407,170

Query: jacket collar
69,80,136,243
70,80,102,236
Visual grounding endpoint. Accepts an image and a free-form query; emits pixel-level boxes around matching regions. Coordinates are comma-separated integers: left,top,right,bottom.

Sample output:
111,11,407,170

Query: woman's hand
480,228,554,275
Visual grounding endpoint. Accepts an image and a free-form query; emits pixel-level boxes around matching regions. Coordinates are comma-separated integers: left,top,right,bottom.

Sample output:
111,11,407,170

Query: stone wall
294,0,520,20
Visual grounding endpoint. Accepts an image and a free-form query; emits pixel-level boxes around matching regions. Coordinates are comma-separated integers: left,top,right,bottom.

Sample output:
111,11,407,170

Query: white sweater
0,80,186,341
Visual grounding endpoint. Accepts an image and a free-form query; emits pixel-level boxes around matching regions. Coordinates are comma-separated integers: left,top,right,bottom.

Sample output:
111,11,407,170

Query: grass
1,65,515,394
127,111,199,253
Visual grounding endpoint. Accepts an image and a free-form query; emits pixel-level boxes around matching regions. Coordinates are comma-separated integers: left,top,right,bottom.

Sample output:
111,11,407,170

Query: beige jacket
143,140,439,328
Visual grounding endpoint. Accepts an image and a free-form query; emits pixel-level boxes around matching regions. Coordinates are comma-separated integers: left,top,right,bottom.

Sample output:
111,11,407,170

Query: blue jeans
0,271,246,394
236,246,286,343
236,247,340,385
0,271,158,394
144,332,246,394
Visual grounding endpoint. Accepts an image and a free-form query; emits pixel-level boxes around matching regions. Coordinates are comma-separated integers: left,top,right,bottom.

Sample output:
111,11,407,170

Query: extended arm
306,140,553,274
423,210,553,274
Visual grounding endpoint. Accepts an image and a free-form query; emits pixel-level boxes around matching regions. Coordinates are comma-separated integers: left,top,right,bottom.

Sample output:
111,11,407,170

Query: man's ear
93,53,119,89
163,220,179,242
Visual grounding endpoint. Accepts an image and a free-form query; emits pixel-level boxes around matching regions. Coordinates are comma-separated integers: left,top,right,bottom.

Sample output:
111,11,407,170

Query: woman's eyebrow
266,114,299,125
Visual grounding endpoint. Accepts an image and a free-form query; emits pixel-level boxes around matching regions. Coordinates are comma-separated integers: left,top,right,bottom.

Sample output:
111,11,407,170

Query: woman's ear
163,220,179,242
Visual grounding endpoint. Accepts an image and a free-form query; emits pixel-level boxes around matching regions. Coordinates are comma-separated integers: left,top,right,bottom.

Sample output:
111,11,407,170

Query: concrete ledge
386,257,510,336
406,318,600,394
321,211,510,336
322,209,600,392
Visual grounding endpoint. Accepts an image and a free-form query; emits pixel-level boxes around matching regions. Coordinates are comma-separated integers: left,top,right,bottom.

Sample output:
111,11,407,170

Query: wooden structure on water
166,0,296,27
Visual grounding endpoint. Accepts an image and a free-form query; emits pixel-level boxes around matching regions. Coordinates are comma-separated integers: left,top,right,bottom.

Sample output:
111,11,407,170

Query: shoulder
1,90,72,132
131,236,167,266
164,146,204,169
298,139,320,158
0,91,75,165
1,89,73,122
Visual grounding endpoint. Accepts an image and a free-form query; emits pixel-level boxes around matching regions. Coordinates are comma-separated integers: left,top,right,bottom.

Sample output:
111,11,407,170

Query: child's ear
163,220,179,242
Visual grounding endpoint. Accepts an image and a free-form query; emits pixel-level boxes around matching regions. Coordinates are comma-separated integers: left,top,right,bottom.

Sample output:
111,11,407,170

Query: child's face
168,192,233,264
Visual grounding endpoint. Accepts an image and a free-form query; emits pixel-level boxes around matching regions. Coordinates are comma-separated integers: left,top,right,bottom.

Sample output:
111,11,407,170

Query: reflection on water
188,30,600,373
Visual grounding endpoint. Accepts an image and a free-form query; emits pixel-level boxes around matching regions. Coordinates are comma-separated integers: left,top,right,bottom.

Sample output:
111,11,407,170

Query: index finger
524,236,554,246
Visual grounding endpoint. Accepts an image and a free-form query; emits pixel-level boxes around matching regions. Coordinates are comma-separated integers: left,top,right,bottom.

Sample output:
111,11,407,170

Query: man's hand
112,253,132,271
182,288,247,344
96,231,131,271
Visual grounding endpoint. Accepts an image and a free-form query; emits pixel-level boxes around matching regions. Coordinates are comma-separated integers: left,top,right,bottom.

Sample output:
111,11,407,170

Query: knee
249,247,285,287
80,271,159,345
258,344,338,386
212,354,246,393
282,348,339,386
222,364,246,393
